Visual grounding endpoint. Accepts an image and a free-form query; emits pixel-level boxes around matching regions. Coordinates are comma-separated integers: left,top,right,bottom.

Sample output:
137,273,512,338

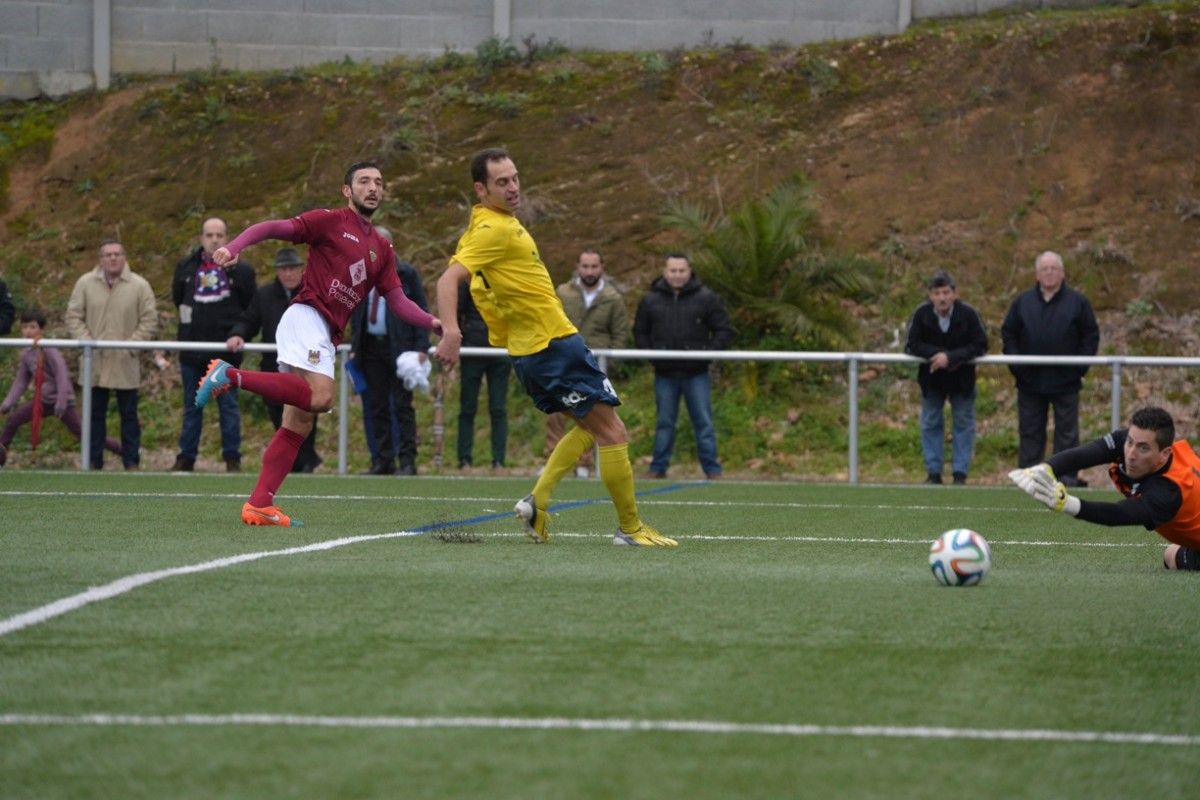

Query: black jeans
1017,389,1080,479
457,355,510,466
360,337,417,467
90,386,140,468
265,399,321,471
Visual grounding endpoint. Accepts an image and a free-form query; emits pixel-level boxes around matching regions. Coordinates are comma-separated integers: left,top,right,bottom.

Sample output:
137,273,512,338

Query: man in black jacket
905,270,989,485
171,217,256,472
349,226,430,476
0,277,14,335
226,247,321,473
455,280,510,469
634,253,735,479
1001,251,1100,487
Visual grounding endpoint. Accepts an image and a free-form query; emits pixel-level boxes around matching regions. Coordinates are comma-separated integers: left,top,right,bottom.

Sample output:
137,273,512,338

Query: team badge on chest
349,258,367,286
308,349,320,366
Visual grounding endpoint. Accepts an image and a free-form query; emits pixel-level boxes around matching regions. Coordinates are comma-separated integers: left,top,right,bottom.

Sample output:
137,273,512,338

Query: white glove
1008,464,1081,516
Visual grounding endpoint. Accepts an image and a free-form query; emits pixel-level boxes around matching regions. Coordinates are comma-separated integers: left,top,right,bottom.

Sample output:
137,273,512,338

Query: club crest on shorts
369,249,377,263
307,349,320,365
349,258,367,286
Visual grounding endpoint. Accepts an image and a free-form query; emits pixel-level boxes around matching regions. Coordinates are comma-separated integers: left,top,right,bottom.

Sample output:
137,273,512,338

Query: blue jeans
179,362,242,462
90,386,140,469
919,388,976,477
651,372,720,476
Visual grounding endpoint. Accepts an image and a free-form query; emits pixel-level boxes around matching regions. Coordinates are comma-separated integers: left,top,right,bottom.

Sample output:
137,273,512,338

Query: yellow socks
599,443,640,533
532,425,594,508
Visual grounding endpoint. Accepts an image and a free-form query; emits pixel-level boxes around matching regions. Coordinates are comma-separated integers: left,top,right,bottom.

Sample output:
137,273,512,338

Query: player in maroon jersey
197,161,442,527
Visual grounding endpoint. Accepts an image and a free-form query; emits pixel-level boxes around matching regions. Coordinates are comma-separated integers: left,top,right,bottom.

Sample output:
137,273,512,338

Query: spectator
171,217,256,472
634,253,735,480
64,239,158,470
349,225,431,476
0,308,121,467
455,280,510,469
546,248,630,478
904,269,989,485
226,247,321,473
1001,250,1100,487
0,276,14,335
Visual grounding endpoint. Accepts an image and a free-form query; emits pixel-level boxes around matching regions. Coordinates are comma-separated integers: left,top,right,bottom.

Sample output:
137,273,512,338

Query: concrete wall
0,0,1157,99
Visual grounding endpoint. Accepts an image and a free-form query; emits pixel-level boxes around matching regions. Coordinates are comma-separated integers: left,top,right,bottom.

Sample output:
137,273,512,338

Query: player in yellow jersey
434,148,676,547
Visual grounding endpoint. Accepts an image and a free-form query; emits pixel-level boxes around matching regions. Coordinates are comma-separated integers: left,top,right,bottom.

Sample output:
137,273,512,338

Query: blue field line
411,481,703,533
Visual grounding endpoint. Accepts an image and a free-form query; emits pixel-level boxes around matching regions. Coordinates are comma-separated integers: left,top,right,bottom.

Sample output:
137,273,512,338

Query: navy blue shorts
511,334,620,418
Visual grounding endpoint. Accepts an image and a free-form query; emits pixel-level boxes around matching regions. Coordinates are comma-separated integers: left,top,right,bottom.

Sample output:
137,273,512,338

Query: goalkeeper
1009,405,1200,570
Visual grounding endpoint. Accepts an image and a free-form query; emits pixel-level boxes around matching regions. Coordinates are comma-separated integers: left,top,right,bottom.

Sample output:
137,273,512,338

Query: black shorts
511,334,620,418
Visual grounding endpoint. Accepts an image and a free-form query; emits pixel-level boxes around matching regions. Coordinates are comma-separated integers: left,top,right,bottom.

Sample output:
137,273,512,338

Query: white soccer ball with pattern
929,528,992,586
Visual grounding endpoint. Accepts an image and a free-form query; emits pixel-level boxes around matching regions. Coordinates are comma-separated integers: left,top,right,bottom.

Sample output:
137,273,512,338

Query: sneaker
514,494,550,543
171,455,195,472
196,359,234,409
0,442,7,468
241,502,302,527
952,472,967,485
646,470,666,479
225,458,241,473
613,523,678,547
924,473,943,485
575,465,590,479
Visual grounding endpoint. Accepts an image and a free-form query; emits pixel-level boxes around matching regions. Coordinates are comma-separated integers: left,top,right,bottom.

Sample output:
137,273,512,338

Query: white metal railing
2,337,1197,481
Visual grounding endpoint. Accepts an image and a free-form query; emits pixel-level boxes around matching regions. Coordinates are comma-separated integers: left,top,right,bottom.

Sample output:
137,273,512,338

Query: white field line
0,712,1196,747
0,489,1056,513
0,529,424,639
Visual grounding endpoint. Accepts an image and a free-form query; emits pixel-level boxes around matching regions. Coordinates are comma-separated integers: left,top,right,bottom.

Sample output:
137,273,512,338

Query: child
0,308,120,467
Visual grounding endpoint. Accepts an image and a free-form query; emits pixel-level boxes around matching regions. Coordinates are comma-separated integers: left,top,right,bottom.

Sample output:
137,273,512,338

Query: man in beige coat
65,239,158,469
544,249,631,477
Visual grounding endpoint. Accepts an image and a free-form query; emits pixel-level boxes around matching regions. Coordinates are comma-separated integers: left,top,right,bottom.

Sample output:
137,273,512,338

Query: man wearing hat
171,217,257,472
904,269,989,485
225,247,321,472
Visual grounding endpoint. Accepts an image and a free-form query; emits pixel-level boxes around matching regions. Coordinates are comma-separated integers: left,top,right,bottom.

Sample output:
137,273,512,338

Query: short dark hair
19,307,47,328
580,248,603,263
1130,406,1175,450
471,148,510,185
343,161,380,187
665,252,689,264
927,270,955,290
98,238,123,252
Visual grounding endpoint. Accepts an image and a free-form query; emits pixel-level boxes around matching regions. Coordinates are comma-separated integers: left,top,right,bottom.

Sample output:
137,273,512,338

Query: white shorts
275,303,336,380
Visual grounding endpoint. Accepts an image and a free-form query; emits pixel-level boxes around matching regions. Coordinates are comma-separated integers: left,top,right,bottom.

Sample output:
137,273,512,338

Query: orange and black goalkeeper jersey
1048,429,1200,546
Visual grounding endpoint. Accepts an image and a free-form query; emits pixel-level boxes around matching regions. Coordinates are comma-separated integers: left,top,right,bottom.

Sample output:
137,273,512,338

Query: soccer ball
929,528,992,586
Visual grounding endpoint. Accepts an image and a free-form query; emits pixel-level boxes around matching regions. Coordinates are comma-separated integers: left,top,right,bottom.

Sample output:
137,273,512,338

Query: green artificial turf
1,472,1195,798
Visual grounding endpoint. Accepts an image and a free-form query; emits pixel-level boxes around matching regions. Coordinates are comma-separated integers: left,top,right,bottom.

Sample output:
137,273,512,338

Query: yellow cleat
613,523,678,547
514,494,550,543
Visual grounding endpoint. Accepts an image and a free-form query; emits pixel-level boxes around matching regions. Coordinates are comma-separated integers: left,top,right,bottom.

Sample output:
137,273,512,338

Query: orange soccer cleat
241,502,303,527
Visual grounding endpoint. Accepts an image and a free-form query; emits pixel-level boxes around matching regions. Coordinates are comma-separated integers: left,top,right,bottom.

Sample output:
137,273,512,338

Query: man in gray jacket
546,248,630,477
65,239,158,470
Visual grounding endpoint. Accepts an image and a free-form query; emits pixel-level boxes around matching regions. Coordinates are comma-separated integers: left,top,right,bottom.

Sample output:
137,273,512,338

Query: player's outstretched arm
214,219,301,266
434,262,469,367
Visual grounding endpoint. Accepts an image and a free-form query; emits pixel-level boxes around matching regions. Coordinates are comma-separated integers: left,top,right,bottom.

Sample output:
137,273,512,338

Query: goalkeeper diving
1009,405,1200,570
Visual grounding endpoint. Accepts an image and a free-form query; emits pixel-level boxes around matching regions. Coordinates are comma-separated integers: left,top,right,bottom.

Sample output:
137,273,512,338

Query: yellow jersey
451,204,576,356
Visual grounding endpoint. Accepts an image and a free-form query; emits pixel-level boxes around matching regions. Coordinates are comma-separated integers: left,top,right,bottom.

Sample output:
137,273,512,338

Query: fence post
848,356,859,485
79,344,93,471
1110,361,1122,431
338,348,349,475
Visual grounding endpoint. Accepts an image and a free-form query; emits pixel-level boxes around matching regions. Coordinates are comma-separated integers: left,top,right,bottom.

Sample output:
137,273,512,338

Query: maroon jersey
290,207,401,345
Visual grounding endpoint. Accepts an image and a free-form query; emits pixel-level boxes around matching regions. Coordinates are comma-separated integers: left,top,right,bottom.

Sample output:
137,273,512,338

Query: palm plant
661,174,879,349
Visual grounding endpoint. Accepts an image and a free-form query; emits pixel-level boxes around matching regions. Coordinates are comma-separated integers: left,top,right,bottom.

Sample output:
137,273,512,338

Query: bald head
200,218,228,257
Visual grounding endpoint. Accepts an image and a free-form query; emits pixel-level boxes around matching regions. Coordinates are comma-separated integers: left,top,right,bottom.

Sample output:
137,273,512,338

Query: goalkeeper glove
1007,464,1081,516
